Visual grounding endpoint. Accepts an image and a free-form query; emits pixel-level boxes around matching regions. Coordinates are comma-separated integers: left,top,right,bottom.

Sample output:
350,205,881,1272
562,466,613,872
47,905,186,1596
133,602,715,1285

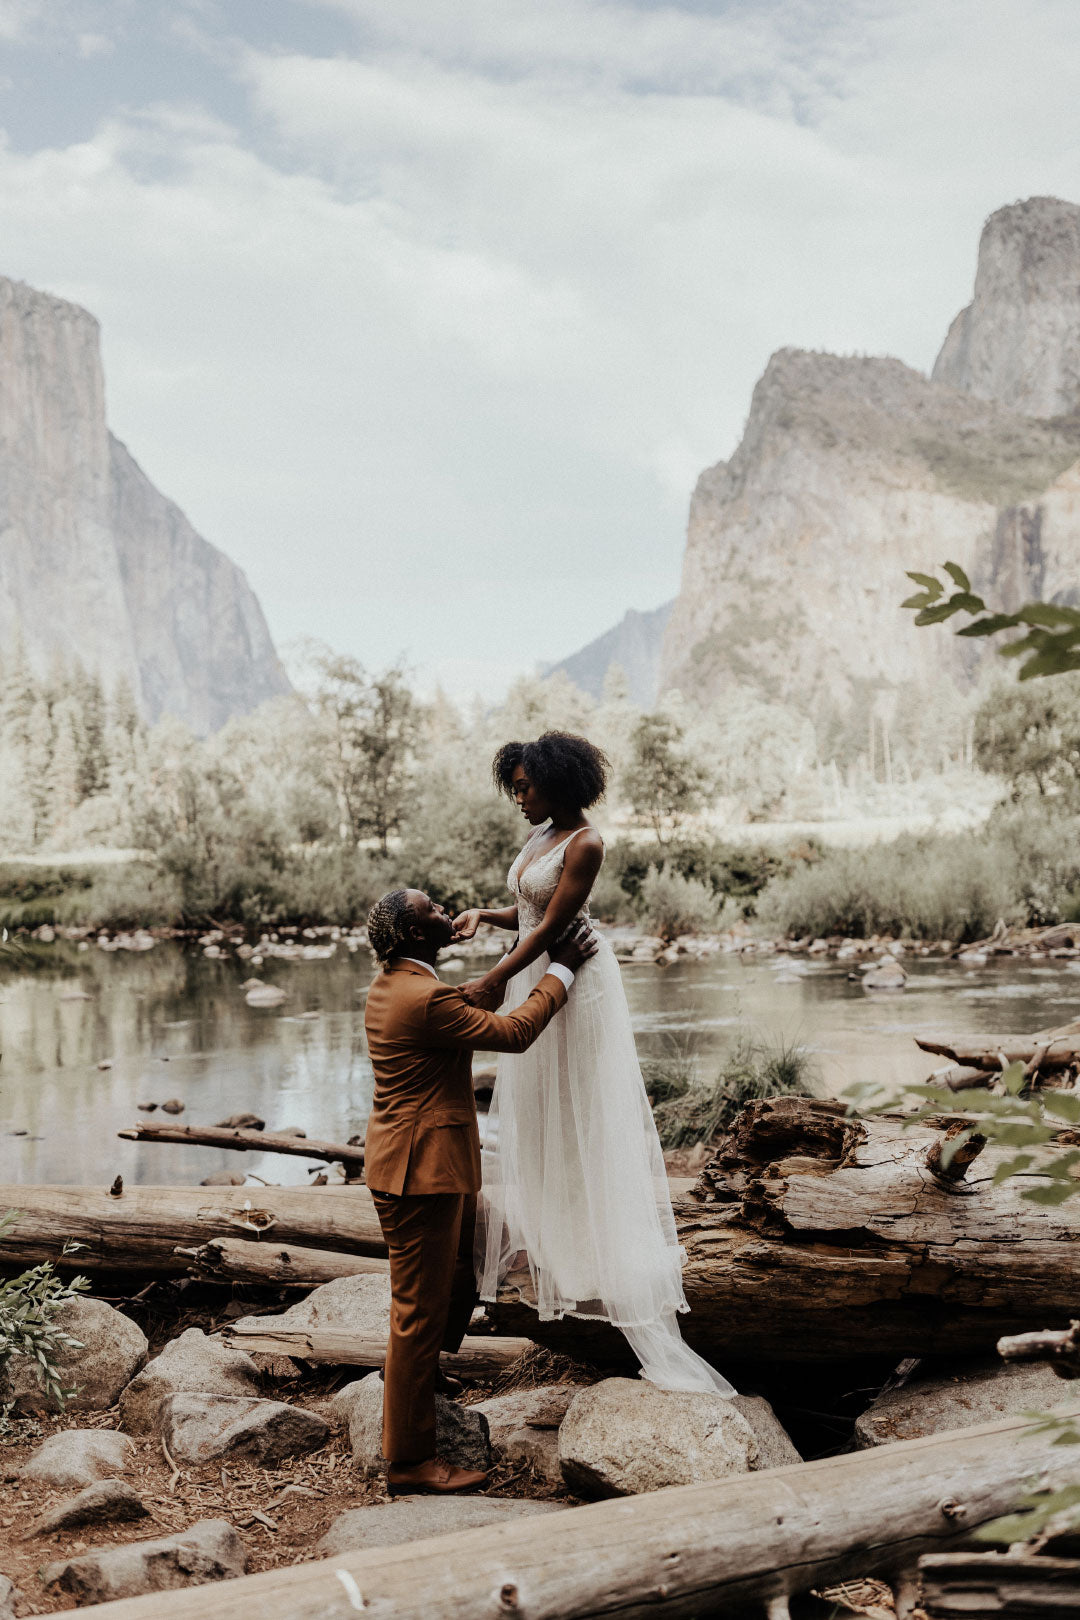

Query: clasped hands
453,917,599,1008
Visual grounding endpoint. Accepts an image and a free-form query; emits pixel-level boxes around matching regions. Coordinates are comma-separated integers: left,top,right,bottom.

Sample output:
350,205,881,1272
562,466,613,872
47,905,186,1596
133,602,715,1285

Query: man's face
405,889,454,952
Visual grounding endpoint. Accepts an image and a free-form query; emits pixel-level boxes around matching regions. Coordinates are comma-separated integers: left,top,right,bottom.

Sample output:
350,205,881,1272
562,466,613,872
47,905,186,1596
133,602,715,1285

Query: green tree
622,712,709,843
310,653,421,853
973,676,1080,800
46,696,84,836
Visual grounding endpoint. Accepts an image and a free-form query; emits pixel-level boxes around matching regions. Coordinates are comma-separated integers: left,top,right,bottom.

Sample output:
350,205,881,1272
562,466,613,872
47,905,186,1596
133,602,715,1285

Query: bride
452,730,733,1395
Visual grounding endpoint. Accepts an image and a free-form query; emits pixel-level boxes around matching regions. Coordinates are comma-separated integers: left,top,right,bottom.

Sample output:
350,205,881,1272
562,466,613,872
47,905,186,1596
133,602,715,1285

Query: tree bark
64,1406,1080,1620
117,1122,364,1172
998,1321,1080,1378
218,1323,532,1378
177,1237,389,1286
0,1185,385,1275
919,1553,1080,1617
489,1098,1080,1363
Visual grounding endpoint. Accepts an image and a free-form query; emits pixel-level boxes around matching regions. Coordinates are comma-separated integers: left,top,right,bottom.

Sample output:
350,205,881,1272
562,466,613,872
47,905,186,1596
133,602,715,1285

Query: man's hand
549,919,599,974
452,909,482,940
459,976,502,1010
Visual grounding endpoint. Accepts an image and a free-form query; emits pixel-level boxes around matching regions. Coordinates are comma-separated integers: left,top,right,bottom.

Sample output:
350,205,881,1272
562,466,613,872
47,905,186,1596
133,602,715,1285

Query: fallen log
919,1553,1080,1618
0,1185,384,1274
916,1036,1080,1070
67,1405,1080,1620
219,1323,532,1378
999,1320,1080,1379
177,1236,389,1286
117,1122,364,1172
490,1097,1080,1364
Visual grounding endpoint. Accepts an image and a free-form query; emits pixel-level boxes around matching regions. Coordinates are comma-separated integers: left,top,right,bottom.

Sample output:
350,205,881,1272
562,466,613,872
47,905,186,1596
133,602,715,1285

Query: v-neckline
516,823,585,885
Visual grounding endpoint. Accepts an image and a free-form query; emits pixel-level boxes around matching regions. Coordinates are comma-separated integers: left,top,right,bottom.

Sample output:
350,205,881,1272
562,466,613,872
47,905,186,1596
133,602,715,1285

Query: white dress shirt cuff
545,961,575,992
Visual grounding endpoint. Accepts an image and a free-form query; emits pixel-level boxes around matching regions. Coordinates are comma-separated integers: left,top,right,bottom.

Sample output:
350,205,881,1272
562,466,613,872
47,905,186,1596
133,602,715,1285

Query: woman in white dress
452,731,733,1395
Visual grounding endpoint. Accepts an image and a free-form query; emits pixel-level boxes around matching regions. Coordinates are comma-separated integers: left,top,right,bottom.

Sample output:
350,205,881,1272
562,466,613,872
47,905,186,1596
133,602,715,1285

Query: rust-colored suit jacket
363,959,568,1197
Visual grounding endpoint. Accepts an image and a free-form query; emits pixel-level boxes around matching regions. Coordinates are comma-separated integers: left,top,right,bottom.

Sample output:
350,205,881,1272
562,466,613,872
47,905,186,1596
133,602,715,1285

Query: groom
363,887,595,1495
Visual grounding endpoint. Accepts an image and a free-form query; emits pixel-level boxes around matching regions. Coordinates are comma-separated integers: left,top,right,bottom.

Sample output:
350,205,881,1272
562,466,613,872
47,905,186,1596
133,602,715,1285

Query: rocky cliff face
544,602,672,708
659,198,1080,737
933,197,1080,417
0,276,289,730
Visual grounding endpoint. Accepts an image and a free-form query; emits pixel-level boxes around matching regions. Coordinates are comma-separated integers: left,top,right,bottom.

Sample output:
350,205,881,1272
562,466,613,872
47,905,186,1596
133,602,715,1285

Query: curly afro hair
493,731,610,813
366,889,418,964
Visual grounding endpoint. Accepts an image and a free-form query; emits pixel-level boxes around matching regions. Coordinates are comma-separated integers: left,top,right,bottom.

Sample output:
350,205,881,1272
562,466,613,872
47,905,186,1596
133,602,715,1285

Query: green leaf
956,613,1023,638
992,1153,1035,1184
901,592,933,610
948,592,986,615
1041,1093,1080,1124
1018,603,1080,628
1003,1062,1027,1095
914,601,964,626
943,561,972,593
905,571,943,596
1023,1180,1080,1205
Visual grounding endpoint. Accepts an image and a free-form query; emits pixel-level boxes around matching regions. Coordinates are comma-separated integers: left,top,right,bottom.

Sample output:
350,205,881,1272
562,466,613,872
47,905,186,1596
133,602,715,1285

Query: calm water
1,938,1077,1187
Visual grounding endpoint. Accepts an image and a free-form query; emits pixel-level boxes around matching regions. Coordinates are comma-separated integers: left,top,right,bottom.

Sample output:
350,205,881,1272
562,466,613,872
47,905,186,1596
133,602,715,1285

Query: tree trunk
219,1323,532,1378
0,1185,384,1275
919,1553,1080,1617
177,1237,389,1286
489,1098,1080,1363
63,1406,1080,1620
116,1123,364,1173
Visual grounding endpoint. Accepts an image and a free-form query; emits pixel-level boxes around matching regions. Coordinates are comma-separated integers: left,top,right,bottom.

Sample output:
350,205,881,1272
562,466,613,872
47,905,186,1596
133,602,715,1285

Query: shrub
0,1210,90,1425
652,1036,817,1149
637,864,728,939
607,836,789,914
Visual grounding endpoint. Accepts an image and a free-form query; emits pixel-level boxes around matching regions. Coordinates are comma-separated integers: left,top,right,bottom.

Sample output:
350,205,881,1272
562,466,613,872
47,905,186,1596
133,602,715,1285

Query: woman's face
510,763,553,826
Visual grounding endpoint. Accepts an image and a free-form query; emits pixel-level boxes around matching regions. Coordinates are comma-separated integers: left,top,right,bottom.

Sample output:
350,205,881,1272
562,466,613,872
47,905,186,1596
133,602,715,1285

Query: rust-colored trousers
370,1190,477,1463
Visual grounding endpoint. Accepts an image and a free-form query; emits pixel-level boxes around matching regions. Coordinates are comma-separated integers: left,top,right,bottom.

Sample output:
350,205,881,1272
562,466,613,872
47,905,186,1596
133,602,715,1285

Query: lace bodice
507,824,597,933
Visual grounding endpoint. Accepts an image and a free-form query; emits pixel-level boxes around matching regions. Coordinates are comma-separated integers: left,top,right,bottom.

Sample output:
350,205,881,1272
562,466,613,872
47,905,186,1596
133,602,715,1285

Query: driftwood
917,1036,1080,1071
999,1320,1080,1379
177,1236,389,1286
919,1553,1080,1617
490,1098,1080,1363
66,1406,1080,1620
219,1323,532,1377
0,1184,384,1274
117,1122,364,1172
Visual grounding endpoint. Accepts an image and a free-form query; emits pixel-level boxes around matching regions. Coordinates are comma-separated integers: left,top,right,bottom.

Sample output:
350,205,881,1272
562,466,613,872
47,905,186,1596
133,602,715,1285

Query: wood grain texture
219,1324,533,1377
177,1236,390,1285
117,1122,365,1171
920,1552,1080,1617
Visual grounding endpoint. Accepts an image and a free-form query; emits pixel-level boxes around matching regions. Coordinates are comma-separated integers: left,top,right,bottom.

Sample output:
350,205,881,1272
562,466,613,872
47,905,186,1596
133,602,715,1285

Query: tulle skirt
476,936,733,1395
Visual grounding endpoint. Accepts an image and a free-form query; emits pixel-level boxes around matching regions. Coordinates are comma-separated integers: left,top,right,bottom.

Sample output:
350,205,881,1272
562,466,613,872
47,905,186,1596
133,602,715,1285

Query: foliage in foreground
0,1210,90,1428
649,1035,817,1149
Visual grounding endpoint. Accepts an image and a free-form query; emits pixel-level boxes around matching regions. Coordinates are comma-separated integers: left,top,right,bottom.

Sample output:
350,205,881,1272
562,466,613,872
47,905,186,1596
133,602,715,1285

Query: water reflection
1,941,1077,1186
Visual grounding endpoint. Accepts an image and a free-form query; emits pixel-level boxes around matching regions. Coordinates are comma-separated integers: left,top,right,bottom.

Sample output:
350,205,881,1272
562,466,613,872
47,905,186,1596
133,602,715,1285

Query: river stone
19,1428,133,1489
316,1496,565,1555
0,1575,21,1620
161,1393,329,1464
332,1371,491,1478
558,1379,757,1497
0,1297,147,1413
231,1273,391,1341
732,1395,802,1469
28,1478,149,1537
120,1327,260,1434
473,1385,586,1485
41,1517,246,1603
854,1356,1069,1448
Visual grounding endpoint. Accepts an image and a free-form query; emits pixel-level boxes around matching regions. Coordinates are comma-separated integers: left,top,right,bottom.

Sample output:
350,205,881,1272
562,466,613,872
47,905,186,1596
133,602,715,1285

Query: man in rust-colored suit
363,886,594,1495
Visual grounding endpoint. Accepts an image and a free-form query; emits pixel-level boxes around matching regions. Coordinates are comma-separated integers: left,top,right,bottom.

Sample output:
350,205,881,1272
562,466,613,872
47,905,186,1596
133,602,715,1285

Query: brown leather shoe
387,1456,488,1496
434,1369,465,1398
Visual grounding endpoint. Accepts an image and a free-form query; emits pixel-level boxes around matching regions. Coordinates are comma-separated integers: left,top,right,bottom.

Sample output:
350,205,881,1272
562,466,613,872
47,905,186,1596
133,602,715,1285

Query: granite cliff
657,197,1080,736
0,276,289,731
544,603,673,707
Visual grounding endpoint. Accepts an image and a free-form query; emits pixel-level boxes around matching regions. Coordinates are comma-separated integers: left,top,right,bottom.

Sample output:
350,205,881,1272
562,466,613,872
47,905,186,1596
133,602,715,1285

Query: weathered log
219,1323,532,1377
917,1036,1080,1070
64,1405,1080,1620
999,1320,1080,1379
117,1122,364,1171
177,1236,389,1286
490,1098,1080,1363
926,1122,987,1183
0,1185,384,1274
919,1553,1080,1618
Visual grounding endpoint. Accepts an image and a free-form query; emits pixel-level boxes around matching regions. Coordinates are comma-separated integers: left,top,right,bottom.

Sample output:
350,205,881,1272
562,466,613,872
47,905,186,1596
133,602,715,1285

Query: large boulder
317,1496,565,1556
558,1379,758,1497
161,1393,330,1465
231,1274,391,1340
332,1372,491,1479
473,1385,586,1486
19,1428,133,1490
120,1328,260,1434
0,1297,147,1412
854,1357,1069,1448
41,1518,246,1604
28,1479,149,1537
732,1395,802,1469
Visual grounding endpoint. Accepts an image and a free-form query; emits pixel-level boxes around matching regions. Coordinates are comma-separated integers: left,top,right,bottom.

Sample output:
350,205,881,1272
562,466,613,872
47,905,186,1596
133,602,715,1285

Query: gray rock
0,1574,22,1620
231,1273,391,1341
0,1297,147,1413
854,1357,1069,1448
731,1395,801,1469
474,1385,586,1486
558,1378,757,1498
162,1393,330,1465
19,1428,133,1490
28,1478,149,1537
120,1327,260,1435
41,1517,246,1603
332,1372,491,1479
317,1496,565,1556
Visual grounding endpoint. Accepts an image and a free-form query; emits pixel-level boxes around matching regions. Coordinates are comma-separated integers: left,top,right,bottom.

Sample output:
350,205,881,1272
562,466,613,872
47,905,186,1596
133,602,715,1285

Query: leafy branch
0,1209,91,1428
903,563,1080,680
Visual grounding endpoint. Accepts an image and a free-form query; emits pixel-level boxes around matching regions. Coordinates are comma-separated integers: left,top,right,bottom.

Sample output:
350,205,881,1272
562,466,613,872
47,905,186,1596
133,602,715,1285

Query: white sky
0,0,1078,701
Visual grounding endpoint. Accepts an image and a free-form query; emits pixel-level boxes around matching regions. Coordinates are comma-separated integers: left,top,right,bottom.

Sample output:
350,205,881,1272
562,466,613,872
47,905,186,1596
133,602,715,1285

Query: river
1,938,1076,1187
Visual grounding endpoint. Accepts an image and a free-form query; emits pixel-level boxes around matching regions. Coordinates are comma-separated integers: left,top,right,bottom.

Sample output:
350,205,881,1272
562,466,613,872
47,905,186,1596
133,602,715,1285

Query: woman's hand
452,909,483,940
460,975,502,1009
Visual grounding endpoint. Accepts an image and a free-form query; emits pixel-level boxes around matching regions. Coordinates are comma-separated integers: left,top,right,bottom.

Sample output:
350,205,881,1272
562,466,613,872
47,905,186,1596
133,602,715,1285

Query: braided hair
366,889,418,964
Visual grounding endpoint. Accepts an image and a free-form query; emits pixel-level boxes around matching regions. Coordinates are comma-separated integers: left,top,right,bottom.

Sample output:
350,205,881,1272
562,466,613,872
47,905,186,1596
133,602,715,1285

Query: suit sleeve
423,974,567,1053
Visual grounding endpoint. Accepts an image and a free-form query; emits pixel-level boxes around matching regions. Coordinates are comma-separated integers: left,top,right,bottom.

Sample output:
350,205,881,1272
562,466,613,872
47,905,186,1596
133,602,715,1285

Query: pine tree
25,697,54,847
46,697,83,837
72,663,108,798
